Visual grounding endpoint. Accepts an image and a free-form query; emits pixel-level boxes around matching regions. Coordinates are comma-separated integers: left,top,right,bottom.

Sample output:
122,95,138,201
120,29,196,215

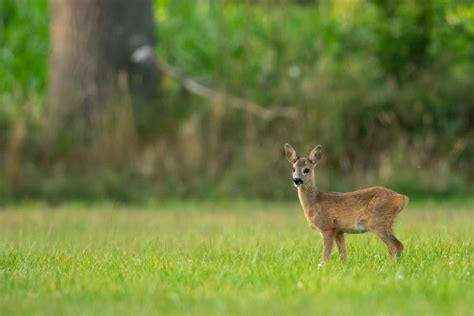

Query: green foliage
0,202,472,314
0,0,48,136
0,0,48,94
0,0,473,200
151,0,473,198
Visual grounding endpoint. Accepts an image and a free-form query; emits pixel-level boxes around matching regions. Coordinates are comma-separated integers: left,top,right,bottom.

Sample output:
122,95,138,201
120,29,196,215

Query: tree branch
132,45,298,120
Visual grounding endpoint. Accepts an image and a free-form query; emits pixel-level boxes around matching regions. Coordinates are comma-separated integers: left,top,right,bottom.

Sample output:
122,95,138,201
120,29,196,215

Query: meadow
1,2,472,314
0,199,472,315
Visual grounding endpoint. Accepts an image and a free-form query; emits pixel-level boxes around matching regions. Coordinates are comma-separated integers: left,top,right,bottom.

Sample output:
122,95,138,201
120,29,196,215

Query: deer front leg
321,230,335,262
335,232,347,262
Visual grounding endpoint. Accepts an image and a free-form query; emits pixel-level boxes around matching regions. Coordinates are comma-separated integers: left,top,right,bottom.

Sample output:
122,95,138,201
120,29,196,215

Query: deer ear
284,143,298,164
309,145,322,164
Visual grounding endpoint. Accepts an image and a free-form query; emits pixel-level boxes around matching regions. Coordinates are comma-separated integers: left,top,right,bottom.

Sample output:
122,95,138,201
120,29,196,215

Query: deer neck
297,178,318,211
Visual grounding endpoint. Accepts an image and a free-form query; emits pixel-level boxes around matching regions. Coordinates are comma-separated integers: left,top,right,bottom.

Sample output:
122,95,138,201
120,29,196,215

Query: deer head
284,143,322,188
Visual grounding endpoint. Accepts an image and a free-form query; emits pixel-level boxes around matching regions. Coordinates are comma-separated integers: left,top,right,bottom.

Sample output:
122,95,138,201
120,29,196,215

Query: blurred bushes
0,0,473,202
0,0,48,101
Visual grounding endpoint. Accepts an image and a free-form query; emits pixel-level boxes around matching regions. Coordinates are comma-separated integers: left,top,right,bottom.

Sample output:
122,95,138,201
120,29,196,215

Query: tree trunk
48,0,157,140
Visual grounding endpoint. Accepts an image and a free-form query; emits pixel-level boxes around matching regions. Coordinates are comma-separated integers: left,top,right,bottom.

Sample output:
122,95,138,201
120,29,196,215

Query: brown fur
285,143,408,262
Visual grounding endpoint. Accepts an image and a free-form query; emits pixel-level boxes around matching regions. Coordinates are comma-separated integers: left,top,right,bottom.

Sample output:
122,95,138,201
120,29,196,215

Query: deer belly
342,222,368,234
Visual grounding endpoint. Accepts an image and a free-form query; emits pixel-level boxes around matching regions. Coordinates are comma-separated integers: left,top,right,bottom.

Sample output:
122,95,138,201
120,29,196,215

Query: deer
284,143,408,263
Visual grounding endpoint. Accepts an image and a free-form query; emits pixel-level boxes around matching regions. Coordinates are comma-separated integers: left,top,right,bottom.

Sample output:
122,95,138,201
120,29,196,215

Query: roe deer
284,143,408,262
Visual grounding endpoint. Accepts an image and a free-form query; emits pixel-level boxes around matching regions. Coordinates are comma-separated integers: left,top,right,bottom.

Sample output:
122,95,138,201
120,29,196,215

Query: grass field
0,199,472,315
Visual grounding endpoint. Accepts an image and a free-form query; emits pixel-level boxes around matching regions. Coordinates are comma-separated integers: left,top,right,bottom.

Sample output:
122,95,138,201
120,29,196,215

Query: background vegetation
0,0,473,202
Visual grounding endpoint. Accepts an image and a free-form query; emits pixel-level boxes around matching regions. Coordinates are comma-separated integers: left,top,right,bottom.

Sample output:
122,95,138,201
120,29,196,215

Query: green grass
0,200,472,315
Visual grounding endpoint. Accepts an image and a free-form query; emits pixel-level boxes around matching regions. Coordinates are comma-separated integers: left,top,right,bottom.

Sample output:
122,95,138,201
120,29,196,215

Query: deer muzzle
293,178,303,186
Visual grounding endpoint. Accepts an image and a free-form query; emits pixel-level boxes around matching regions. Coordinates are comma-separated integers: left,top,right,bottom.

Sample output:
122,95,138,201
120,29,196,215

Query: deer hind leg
388,198,406,258
388,229,404,258
370,226,402,259
321,230,335,262
335,232,347,262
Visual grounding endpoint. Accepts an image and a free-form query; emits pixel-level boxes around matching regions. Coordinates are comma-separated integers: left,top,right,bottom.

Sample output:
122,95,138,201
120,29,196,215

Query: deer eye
303,168,310,174
291,167,295,172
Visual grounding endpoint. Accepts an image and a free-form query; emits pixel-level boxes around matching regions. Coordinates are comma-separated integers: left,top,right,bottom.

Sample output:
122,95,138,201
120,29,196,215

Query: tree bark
48,0,157,138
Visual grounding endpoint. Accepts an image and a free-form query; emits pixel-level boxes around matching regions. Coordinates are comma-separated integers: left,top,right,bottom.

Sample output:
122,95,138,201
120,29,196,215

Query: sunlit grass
0,200,472,315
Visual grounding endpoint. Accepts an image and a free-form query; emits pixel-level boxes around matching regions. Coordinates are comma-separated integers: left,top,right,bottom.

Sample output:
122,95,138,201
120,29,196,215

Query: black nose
293,178,303,185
